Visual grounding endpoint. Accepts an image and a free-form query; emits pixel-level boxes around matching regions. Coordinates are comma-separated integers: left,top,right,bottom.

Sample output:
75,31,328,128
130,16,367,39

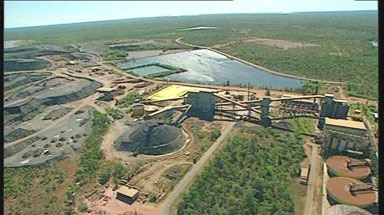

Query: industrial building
116,186,139,204
97,87,116,101
318,94,350,129
185,91,216,121
324,118,367,136
322,118,368,152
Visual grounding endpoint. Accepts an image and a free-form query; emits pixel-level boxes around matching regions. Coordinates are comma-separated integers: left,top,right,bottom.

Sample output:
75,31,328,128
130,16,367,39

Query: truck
299,165,311,185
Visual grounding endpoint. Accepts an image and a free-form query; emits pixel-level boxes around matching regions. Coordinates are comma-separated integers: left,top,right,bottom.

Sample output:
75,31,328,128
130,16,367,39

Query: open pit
4,58,52,72
114,120,185,155
4,75,102,143
4,105,96,167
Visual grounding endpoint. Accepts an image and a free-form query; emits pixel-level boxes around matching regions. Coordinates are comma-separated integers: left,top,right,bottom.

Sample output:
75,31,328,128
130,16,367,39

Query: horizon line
5,9,378,30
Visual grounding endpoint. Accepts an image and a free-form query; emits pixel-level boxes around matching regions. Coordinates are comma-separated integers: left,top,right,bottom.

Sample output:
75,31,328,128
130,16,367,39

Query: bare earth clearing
211,37,319,49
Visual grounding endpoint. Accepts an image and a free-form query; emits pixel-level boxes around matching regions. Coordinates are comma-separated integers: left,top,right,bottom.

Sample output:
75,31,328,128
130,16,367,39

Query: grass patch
162,164,193,193
116,91,142,108
291,179,307,215
102,50,127,61
285,118,317,134
106,108,125,120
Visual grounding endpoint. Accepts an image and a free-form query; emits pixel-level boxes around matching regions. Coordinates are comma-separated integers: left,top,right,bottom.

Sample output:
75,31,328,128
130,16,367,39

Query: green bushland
4,12,377,99
78,202,88,212
107,108,125,120
210,127,221,141
177,127,305,215
110,42,185,52
187,120,221,154
102,50,127,61
349,102,377,124
75,111,110,184
4,166,41,199
162,164,192,193
285,118,317,134
116,91,142,108
4,165,69,214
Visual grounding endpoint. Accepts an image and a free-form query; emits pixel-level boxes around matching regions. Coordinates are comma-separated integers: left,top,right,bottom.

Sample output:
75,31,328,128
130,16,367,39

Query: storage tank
326,204,372,215
131,103,145,117
326,155,371,180
326,177,377,208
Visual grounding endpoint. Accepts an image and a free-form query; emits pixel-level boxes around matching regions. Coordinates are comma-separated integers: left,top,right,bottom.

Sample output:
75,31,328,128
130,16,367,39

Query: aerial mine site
4,2,379,215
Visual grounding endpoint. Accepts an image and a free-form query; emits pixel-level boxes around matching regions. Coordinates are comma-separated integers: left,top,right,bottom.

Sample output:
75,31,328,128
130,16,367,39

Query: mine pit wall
4,80,102,143
4,141,28,159
4,106,95,166
4,99,41,125
41,81,102,106
4,141,68,167
4,58,52,72
4,80,102,116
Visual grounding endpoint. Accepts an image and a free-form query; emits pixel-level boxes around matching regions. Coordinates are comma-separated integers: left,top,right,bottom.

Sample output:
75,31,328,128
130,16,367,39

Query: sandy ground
322,163,332,215
85,187,158,215
211,37,319,49
4,40,33,49
100,120,131,161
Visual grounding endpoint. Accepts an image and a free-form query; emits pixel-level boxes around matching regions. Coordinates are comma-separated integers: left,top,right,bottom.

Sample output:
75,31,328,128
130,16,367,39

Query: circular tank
131,103,145,117
326,177,376,208
326,204,372,215
326,155,370,180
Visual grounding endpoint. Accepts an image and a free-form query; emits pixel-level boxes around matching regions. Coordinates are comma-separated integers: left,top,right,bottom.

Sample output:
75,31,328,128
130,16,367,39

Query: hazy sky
4,0,378,28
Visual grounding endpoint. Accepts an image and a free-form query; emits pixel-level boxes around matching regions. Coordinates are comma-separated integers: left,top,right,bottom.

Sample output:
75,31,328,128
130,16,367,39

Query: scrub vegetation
116,91,143,108
5,11,377,99
177,126,306,214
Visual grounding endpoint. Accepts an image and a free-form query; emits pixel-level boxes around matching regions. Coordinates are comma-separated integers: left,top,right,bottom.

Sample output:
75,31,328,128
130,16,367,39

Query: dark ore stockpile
115,120,185,155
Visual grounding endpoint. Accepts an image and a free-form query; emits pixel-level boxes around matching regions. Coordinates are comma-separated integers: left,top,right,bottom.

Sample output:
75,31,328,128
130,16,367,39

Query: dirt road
303,143,321,215
157,121,236,215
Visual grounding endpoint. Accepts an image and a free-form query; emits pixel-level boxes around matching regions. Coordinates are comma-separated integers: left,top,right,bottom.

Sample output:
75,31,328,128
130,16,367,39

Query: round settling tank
326,155,371,180
131,103,145,117
326,177,376,208
326,204,372,215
